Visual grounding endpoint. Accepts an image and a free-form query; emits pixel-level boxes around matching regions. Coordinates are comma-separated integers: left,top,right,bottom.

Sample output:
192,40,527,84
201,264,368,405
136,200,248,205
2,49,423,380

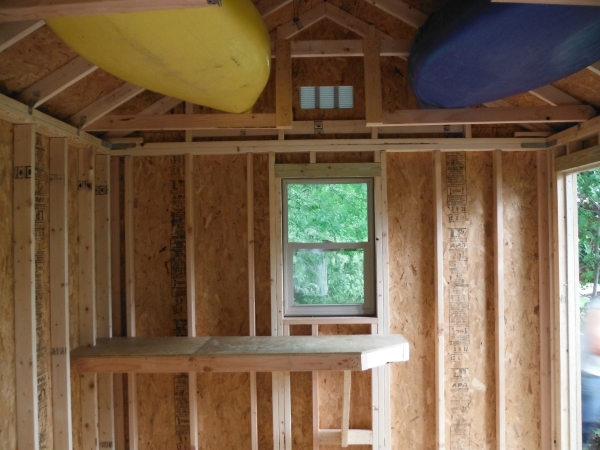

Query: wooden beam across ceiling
0,91,108,150
270,39,411,58
18,56,98,108
530,84,582,106
86,106,594,132
0,19,44,52
380,105,596,126
108,137,548,157
484,99,554,132
86,113,277,131
0,0,218,23
103,96,183,139
256,0,291,17
69,82,145,128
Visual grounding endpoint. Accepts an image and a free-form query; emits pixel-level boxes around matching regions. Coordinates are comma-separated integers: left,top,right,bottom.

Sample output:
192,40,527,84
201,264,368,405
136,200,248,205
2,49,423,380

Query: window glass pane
287,182,369,243
292,248,365,305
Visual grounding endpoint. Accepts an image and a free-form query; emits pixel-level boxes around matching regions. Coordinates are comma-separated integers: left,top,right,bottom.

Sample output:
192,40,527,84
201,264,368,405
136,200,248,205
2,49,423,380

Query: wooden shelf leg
341,371,351,448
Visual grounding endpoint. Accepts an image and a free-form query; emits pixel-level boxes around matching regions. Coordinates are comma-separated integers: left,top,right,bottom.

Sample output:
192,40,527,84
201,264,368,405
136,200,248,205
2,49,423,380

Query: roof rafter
18,56,98,109
256,0,292,17
588,61,600,76
277,2,327,39
363,0,427,29
277,3,395,41
323,3,393,40
0,19,43,52
69,82,145,128
530,84,582,106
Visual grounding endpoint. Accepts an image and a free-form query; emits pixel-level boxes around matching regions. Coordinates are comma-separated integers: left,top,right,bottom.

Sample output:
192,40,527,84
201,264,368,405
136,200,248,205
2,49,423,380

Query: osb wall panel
382,58,419,112
133,156,181,448
502,152,541,449
68,147,82,450
0,119,16,450
387,152,435,449
442,152,496,449
194,155,251,449
463,152,496,448
254,154,275,449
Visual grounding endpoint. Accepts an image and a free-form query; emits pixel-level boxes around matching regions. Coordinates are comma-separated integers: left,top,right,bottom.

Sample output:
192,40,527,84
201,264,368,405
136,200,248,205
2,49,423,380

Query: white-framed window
282,178,375,316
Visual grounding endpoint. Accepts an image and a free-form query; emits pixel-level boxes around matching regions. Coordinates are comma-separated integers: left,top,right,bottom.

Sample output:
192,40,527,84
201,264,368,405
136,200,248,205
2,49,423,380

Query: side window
282,178,375,316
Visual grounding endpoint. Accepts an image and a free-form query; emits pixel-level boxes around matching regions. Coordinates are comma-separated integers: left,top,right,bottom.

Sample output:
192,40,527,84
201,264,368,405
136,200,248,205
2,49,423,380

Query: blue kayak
408,0,600,108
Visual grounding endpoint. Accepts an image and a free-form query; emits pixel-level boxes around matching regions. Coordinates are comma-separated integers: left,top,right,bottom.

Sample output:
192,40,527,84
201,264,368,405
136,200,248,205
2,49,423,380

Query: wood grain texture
49,137,72,450
13,124,38,450
132,156,178,449
194,154,252,449
503,152,541,450
387,152,436,449
0,119,16,450
67,147,82,450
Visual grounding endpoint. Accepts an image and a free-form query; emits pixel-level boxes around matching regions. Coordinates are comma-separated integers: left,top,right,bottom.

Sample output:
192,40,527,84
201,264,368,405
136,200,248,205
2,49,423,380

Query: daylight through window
282,178,375,316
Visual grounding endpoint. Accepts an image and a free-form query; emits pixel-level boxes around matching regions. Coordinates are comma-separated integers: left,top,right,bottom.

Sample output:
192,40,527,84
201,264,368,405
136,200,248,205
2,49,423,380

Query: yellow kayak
46,0,271,114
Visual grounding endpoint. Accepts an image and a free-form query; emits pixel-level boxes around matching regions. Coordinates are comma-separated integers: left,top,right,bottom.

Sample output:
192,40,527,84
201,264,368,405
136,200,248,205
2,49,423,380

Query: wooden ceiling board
552,68,600,107
38,69,124,120
0,25,76,96
501,91,550,108
110,90,168,115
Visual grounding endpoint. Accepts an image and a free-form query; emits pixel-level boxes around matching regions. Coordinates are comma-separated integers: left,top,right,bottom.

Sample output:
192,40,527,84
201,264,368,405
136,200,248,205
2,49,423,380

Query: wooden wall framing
3,105,598,449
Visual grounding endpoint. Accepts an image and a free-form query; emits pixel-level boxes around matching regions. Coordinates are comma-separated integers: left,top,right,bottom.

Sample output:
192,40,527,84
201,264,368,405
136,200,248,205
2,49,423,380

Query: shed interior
0,1,599,449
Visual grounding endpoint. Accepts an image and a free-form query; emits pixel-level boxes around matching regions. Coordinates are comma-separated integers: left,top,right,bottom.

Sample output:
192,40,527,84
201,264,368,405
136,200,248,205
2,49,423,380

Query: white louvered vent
300,86,354,109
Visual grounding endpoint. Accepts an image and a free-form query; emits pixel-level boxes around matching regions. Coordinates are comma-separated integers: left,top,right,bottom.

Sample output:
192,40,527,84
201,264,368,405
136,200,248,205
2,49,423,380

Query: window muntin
283,178,375,316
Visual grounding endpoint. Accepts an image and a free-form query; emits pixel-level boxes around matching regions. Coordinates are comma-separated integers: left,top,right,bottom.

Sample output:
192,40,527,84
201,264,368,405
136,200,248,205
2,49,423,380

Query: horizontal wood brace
108,137,547,156
282,316,379,325
0,92,108,151
274,162,381,178
381,105,596,126
547,114,600,147
86,113,277,131
554,144,600,173
270,39,411,58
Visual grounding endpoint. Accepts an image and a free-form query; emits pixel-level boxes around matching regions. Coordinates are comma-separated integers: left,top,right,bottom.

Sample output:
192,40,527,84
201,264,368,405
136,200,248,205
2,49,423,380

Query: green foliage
293,249,365,305
286,182,369,306
287,183,368,243
578,168,600,294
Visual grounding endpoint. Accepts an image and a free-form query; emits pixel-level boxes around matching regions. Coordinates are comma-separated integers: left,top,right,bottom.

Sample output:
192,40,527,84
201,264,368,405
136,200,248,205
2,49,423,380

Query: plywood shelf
71,335,409,374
